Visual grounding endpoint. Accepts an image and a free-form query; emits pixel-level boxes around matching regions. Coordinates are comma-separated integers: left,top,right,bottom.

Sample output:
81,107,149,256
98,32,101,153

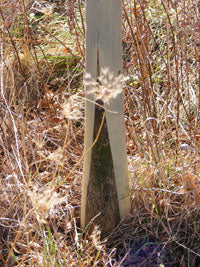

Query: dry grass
0,0,200,266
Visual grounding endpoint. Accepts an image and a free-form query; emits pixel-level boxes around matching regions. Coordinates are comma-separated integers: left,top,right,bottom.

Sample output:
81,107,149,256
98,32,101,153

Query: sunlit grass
0,0,200,266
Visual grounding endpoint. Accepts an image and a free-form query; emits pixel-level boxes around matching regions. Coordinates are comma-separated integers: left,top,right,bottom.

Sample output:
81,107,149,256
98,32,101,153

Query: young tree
81,0,130,237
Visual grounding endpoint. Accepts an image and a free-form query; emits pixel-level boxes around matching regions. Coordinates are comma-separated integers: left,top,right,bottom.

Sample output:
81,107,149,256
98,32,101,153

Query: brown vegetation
0,0,200,266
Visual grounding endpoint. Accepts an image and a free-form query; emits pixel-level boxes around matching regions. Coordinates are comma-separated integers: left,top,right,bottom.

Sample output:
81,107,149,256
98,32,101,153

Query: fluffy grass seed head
62,94,83,120
28,186,66,224
90,225,103,251
84,67,128,104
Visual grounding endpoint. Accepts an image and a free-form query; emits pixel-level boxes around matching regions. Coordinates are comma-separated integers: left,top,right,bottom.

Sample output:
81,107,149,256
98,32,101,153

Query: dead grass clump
105,156,200,265
1,0,200,266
